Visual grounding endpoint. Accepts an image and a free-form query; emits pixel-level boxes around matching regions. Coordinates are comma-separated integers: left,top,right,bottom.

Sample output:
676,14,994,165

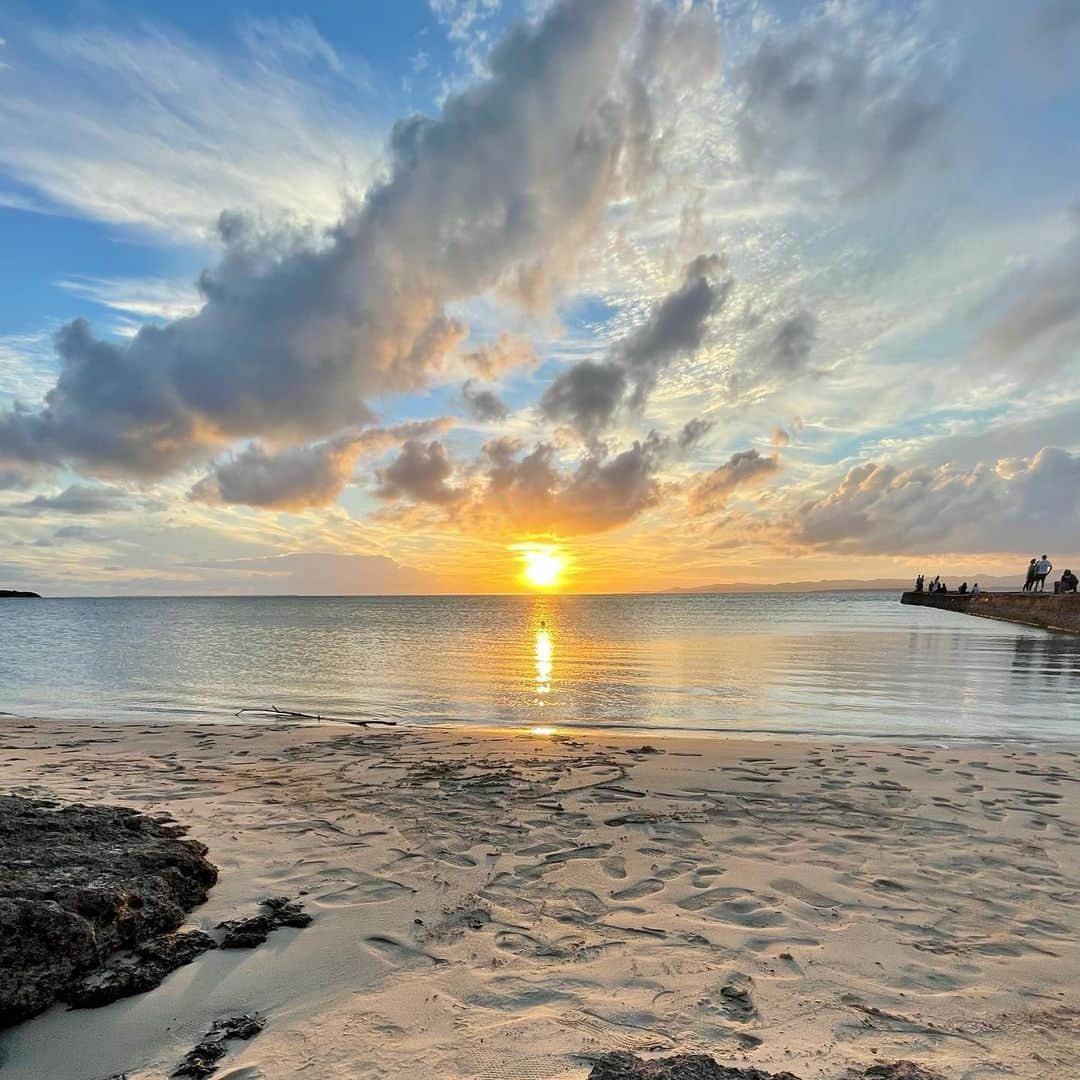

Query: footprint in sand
612,878,664,900
307,868,415,906
364,934,449,968
600,855,628,879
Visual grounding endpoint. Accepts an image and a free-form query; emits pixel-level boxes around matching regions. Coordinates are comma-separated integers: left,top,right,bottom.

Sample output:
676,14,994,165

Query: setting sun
519,546,565,589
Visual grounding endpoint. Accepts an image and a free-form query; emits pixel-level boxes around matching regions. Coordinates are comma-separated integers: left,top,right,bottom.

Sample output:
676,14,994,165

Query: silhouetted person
914,574,924,593
930,575,941,594
971,583,980,596
1061,569,1078,594
1034,555,1052,592
1023,558,1037,591
958,581,968,594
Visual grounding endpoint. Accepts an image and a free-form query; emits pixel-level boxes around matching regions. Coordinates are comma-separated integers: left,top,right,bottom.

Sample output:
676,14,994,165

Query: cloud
727,309,818,403
734,9,948,196
190,436,365,511
677,417,714,451
784,447,1080,555
56,276,203,327
771,427,791,446
461,379,509,421
1,483,131,516
540,253,731,435
0,0,722,480
983,208,1080,367
471,435,668,536
190,417,456,510
461,333,536,378
0,19,378,238
376,439,464,505
374,429,674,537
688,448,781,515
186,551,441,594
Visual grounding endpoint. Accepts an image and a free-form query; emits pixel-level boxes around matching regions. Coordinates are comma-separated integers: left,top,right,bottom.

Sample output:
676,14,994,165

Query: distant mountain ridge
0,589,42,598
667,575,1026,594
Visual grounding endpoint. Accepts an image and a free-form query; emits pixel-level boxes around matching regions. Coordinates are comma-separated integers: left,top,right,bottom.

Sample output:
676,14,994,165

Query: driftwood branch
235,704,396,727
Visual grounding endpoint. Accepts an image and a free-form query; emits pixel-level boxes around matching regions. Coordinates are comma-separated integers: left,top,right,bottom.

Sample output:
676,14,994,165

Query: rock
0,795,217,1028
0,589,41,598
860,1065,945,1080
718,978,757,1022
587,1053,801,1079
217,896,311,949
172,1014,266,1078
67,929,217,1008
588,1056,948,1080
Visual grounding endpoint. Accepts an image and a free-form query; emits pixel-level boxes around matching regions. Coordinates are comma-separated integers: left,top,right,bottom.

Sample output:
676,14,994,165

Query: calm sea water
0,592,1077,739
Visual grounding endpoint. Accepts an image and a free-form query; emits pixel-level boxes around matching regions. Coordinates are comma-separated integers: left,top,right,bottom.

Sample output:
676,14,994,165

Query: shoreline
1,717,1077,1079
4,711,1079,748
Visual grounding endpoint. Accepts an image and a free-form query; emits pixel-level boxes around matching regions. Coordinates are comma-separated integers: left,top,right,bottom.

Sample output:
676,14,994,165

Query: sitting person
1061,569,1078,593
971,583,981,596
958,581,968,594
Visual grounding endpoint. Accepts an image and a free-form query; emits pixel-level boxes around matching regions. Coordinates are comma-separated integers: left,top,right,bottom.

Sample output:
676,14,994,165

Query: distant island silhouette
0,589,41,598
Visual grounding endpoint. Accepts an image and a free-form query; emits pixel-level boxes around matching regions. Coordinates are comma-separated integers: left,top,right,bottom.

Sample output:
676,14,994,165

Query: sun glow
519,545,565,589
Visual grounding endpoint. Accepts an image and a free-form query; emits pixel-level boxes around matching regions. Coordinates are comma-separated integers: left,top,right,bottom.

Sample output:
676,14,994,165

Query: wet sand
0,717,1077,1079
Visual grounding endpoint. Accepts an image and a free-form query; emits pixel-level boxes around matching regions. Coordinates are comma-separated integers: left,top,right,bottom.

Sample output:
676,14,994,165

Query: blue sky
0,0,1078,594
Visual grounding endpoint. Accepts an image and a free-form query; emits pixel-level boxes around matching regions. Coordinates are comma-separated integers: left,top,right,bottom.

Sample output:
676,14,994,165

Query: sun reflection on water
535,626,553,698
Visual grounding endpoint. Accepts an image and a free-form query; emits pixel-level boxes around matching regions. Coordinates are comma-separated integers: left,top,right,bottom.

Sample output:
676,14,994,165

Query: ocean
1,591,1077,739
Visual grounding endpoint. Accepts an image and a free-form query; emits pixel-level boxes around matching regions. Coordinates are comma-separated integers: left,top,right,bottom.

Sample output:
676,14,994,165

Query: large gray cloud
735,12,947,196
376,431,672,536
688,448,781,515
190,436,365,512
375,439,464,505
540,253,730,435
190,418,455,510
785,447,1080,555
0,0,721,479
473,434,668,535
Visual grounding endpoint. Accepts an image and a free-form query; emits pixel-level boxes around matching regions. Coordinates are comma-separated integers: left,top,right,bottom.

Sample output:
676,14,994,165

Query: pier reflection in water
0,591,1077,739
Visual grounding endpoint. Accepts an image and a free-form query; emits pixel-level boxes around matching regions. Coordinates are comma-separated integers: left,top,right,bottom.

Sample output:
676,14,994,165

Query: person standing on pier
1023,558,1038,591
1034,555,1053,592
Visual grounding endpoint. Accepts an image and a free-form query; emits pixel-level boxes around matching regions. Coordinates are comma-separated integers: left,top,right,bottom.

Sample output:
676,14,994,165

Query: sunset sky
1,0,1078,595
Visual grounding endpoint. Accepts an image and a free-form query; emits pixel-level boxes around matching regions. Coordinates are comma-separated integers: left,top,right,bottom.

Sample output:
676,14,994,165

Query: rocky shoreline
0,795,217,1027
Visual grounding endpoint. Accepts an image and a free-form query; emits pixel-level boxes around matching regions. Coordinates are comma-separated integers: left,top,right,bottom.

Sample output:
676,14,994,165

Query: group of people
914,555,1077,596
913,575,979,596
1022,556,1055,592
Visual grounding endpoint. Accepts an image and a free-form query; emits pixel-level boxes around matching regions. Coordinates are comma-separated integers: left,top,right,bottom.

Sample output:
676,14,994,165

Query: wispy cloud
0,18,382,240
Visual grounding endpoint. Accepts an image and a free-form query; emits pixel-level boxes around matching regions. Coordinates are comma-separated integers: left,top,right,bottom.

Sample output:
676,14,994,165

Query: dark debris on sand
172,1014,266,1078
587,1054,802,1080
217,895,312,948
0,795,217,1028
588,1054,947,1080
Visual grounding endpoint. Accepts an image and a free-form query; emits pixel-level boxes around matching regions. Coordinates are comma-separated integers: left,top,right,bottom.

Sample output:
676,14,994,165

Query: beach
0,717,1077,1079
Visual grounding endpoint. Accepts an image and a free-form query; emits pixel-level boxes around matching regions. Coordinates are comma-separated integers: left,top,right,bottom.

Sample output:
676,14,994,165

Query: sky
0,0,1078,596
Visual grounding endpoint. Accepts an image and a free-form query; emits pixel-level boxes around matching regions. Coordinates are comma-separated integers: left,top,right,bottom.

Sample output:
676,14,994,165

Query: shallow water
0,592,1077,738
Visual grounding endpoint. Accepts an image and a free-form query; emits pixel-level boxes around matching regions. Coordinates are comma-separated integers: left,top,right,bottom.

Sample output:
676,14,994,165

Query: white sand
0,718,1077,1079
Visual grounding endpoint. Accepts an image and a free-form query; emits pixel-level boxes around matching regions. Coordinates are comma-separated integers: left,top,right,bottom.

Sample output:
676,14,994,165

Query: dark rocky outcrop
172,1014,266,1078
0,589,41,598
217,895,312,948
67,929,217,1008
0,795,217,1027
588,1055,946,1080
587,1055,801,1080
857,1066,945,1080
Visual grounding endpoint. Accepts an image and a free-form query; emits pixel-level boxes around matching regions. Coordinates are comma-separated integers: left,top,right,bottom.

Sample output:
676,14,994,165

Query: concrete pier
901,590,1080,634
